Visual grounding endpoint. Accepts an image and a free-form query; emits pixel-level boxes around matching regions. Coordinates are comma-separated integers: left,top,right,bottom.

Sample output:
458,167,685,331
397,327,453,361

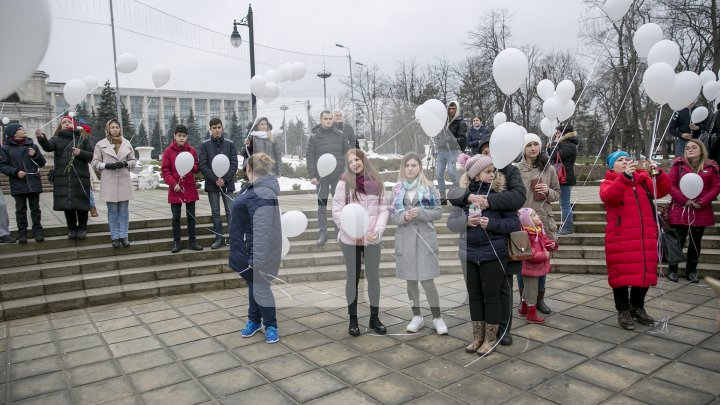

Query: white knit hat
524,133,543,149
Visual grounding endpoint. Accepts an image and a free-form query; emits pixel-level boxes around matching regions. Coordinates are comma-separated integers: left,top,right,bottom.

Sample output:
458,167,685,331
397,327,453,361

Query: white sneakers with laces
406,316,424,332
432,318,448,335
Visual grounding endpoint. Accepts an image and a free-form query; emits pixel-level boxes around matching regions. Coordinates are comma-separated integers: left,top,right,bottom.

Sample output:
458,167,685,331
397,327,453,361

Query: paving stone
54,323,97,340
12,391,73,405
158,327,209,346
253,352,316,381
678,347,720,373
299,342,360,367
530,375,614,405
277,330,332,352
401,391,465,405
8,320,51,336
10,356,62,380
89,308,134,322
95,316,140,333
701,333,720,351
339,333,400,354
441,346,511,372
566,359,644,391
108,336,162,357
176,302,219,316
622,333,693,359
9,331,54,350
325,356,393,385
102,325,151,344
10,342,58,363
356,371,433,405
305,387,380,405
137,308,182,324
661,291,712,306
597,347,670,374
599,394,648,405
167,295,208,308
117,349,175,374
649,324,712,346
129,363,191,393
141,380,210,405
68,360,120,387
62,346,112,369
172,338,226,360
494,334,542,357
444,374,522,404
512,323,570,343
50,314,91,329
272,369,345,403
10,371,66,401
367,343,434,370
197,318,244,337
184,351,242,378
403,358,474,389
187,309,234,325
218,384,292,405
685,305,717,320
543,313,594,332
129,300,172,314
483,358,558,390
294,311,346,329
550,333,615,358
406,333,467,356
623,377,715,405
146,317,194,334
58,334,103,353
577,322,638,344
653,361,720,395
561,305,616,322
669,313,719,333
496,392,556,405
517,345,588,372
315,323,350,341
583,297,621,312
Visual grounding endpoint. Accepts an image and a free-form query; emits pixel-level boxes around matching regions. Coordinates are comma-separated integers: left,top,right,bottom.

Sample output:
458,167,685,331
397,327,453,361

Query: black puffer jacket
669,106,711,140
467,126,490,155
547,131,579,186
0,137,46,195
335,121,359,149
37,130,94,211
198,135,239,192
306,125,349,179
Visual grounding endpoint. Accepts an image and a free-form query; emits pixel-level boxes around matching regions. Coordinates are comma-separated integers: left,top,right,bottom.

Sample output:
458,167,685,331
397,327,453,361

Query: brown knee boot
465,321,485,353
478,323,499,356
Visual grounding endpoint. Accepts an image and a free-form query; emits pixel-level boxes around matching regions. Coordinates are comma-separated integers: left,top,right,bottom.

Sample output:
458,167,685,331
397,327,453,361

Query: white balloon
250,75,266,97
339,203,370,239
702,81,720,102
290,62,307,81
668,71,702,112
317,153,337,178
116,53,138,74
151,64,171,88
63,79,88,106
415,105,443,138
642,62,676,105
83,75,99,93
699,70,717,86
518,126,528,136
1,117,9,125
542,97,562,120
540,117,555,137
211,154,230,178
281,210,308,238
175,151,194,177
679,172,703,200
0,0,51,99
557,100,576,121
536,79,555,101
262,82,279,102
604,0,633,21
264,69,279,83
489,122,524,170
278,63,292,82
281,237,290,258
69,111,76,117
647,40,681,68
423,99,447,122
492,48,529,95
493,112,507,127
633,23,664,59
691,106,709,124
556,80,576,103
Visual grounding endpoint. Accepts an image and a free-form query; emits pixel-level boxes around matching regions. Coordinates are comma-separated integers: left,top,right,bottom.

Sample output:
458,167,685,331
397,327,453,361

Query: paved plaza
0,272,718,404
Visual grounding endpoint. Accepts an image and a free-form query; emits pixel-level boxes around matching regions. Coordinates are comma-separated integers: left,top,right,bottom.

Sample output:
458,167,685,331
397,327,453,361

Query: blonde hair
397,152,432,188
458,171,505,193
685,139,707,173
344,148,384,201
247,152,275,177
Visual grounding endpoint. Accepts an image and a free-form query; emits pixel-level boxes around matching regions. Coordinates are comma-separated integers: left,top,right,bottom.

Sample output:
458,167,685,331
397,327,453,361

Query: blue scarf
392,178,436,215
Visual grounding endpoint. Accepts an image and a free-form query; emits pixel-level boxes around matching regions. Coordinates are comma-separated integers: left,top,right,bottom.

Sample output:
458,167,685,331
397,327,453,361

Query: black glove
105,162,125,170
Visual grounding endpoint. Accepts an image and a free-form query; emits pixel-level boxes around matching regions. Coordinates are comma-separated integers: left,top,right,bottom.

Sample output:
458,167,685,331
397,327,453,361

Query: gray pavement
1,273,718,404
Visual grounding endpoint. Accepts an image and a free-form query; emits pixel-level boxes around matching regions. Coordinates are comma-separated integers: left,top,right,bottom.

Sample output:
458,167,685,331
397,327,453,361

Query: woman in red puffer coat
600,151,670,331
161,124,203,254
667,139,720,283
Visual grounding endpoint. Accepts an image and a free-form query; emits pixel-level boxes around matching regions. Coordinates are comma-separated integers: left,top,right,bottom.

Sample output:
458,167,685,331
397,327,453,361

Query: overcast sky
39,0,585,126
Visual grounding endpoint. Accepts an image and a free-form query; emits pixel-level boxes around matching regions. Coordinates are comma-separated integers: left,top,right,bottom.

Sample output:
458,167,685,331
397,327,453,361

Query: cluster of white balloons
117,53,173,89
539,79,577,123
414,99,447,138
250,62,308,103
280,210,309,258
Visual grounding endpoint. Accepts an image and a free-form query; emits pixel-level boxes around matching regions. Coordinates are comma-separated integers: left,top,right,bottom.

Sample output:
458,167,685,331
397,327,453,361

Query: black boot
76,228,87,240
348,303,360,336
537,290,551,314
34,229,44,242
369,306,386,335
686,261,699,283
67,226,77,239
171,241,182,253
316,231,328,247
18,230,27,245
211,237,226,249
668,265,679,283
188,240,204,251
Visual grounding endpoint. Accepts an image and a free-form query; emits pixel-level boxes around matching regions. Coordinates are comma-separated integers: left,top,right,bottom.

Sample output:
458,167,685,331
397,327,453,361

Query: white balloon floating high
211,154,230,178
116,53,139,74
316,153,337,178
699,70,717,86
151,64,171,88
647,40,680,68
492,48,529,95
679,172,703,200
542,97,562,120
250,75,266,97
557,100,576,122
642,62,675,105
691,106,709,124
536,79,555,101
703,81,720,102
556,80,576,103
604,0,633,21
262,82,279,102
281,210,308,238
489,122,524,170
0,0,51,99
415,99,446,138
668,71,702,112
264,69,279,83
174,151,194,177
493,112,507,128
339,203,370,239
83,75,99,93
290,62,307,81
633,23,663,59
278,63,292,82
63,79,88,106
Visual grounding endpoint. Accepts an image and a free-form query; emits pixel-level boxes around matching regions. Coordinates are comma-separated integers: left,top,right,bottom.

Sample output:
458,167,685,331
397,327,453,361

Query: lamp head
230,21,242,48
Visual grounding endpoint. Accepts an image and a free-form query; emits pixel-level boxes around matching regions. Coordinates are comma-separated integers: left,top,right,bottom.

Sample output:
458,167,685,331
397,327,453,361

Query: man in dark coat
198,118,239,249
435,101,467,204
306,111,349,246
467,116,490,156
333,109,359,149
669,102,711,157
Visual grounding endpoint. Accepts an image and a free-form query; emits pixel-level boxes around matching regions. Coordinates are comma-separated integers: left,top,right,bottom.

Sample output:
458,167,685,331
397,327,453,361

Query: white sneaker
432,318,448,335
406,315,424,332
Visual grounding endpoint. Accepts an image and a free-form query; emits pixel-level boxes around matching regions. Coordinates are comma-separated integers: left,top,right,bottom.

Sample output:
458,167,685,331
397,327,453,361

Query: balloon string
38,108,72,130
652,114,677,157
128,89,158,144
373,119,418,153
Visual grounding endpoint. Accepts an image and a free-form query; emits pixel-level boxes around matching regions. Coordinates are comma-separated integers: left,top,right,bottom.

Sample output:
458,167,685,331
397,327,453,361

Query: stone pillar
367,140,374,154
135,146,159,189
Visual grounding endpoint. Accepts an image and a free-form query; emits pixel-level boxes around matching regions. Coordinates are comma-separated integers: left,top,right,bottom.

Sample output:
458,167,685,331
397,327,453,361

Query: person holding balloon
241,117,281,175
547,124,578,235
667,139,720,283
389,152,447,335
199,118,238,250
332,149,389,336
600,151,671,330
91,119,136,248
230,153,282,344
36,116,94,239
669,102,711,158
161,124,203,253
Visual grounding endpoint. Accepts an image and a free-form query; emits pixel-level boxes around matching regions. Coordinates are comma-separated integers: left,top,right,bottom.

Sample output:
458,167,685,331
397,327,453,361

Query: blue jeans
89,190,95,209
106,201,129,240
207,191,232,238
435,151,458,196
517,274,546,291
244,279,277,329
675,138,688,158
0,188,10,237
559,185,574,232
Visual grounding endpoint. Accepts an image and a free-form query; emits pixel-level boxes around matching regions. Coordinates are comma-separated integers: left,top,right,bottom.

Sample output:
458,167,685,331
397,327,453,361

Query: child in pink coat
517,208,559,323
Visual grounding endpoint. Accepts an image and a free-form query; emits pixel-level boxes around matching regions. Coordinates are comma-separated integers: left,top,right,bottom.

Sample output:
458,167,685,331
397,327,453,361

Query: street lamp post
230,4,257,119
335,44,355,127
317,70,332,110
280,104,288,156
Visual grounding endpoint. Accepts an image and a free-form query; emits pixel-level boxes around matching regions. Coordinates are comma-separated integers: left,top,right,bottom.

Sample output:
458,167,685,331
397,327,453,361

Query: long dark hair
344,148,384,201
528,152,549,169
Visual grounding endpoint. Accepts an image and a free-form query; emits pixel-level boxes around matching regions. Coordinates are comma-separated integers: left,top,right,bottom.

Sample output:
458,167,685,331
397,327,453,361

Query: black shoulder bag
640,183,686,265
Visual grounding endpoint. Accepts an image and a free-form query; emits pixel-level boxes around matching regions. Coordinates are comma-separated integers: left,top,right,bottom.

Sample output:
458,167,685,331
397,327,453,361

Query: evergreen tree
150,120,162,159
90,80,132,143
229,112,241,144
186,109,201,147
287,118,307,156
134,123,148,149
167,113,179,141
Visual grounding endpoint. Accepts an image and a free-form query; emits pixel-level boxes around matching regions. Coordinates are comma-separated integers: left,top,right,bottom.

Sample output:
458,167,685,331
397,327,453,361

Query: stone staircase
0,201,718,321
0,165,54,193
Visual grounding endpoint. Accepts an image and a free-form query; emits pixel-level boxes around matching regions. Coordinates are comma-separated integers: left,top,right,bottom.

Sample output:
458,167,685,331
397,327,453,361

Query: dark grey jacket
306,125,349,179
198,135,239,192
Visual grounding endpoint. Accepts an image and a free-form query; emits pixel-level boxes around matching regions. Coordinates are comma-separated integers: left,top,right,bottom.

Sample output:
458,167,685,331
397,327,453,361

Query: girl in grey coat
389,152,447,334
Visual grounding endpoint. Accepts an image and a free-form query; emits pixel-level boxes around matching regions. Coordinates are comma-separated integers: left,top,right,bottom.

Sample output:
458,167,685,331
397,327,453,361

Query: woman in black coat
36,116,94,239
547,124,578,235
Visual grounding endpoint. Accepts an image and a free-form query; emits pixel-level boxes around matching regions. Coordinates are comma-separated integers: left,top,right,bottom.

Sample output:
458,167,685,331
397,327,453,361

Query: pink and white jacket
332,179,389,246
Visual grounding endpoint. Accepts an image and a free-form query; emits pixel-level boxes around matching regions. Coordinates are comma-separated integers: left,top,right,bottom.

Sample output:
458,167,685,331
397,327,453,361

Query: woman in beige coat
92,119,137,248
516,133,560,314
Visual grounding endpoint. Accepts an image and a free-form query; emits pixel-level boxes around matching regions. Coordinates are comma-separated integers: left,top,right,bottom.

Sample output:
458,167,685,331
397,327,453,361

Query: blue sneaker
265,326,279,344
241,320,262,337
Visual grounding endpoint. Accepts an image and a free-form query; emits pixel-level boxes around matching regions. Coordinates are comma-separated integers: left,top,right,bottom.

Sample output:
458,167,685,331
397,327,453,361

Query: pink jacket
521,226,558,277
332,179,389,246
668,157,720,227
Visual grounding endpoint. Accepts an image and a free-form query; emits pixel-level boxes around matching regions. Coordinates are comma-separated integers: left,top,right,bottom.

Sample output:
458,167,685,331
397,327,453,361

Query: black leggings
464,259,506,324
64,209,88,230
341,243,381,315
612,286,649,312
669,225,705,270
